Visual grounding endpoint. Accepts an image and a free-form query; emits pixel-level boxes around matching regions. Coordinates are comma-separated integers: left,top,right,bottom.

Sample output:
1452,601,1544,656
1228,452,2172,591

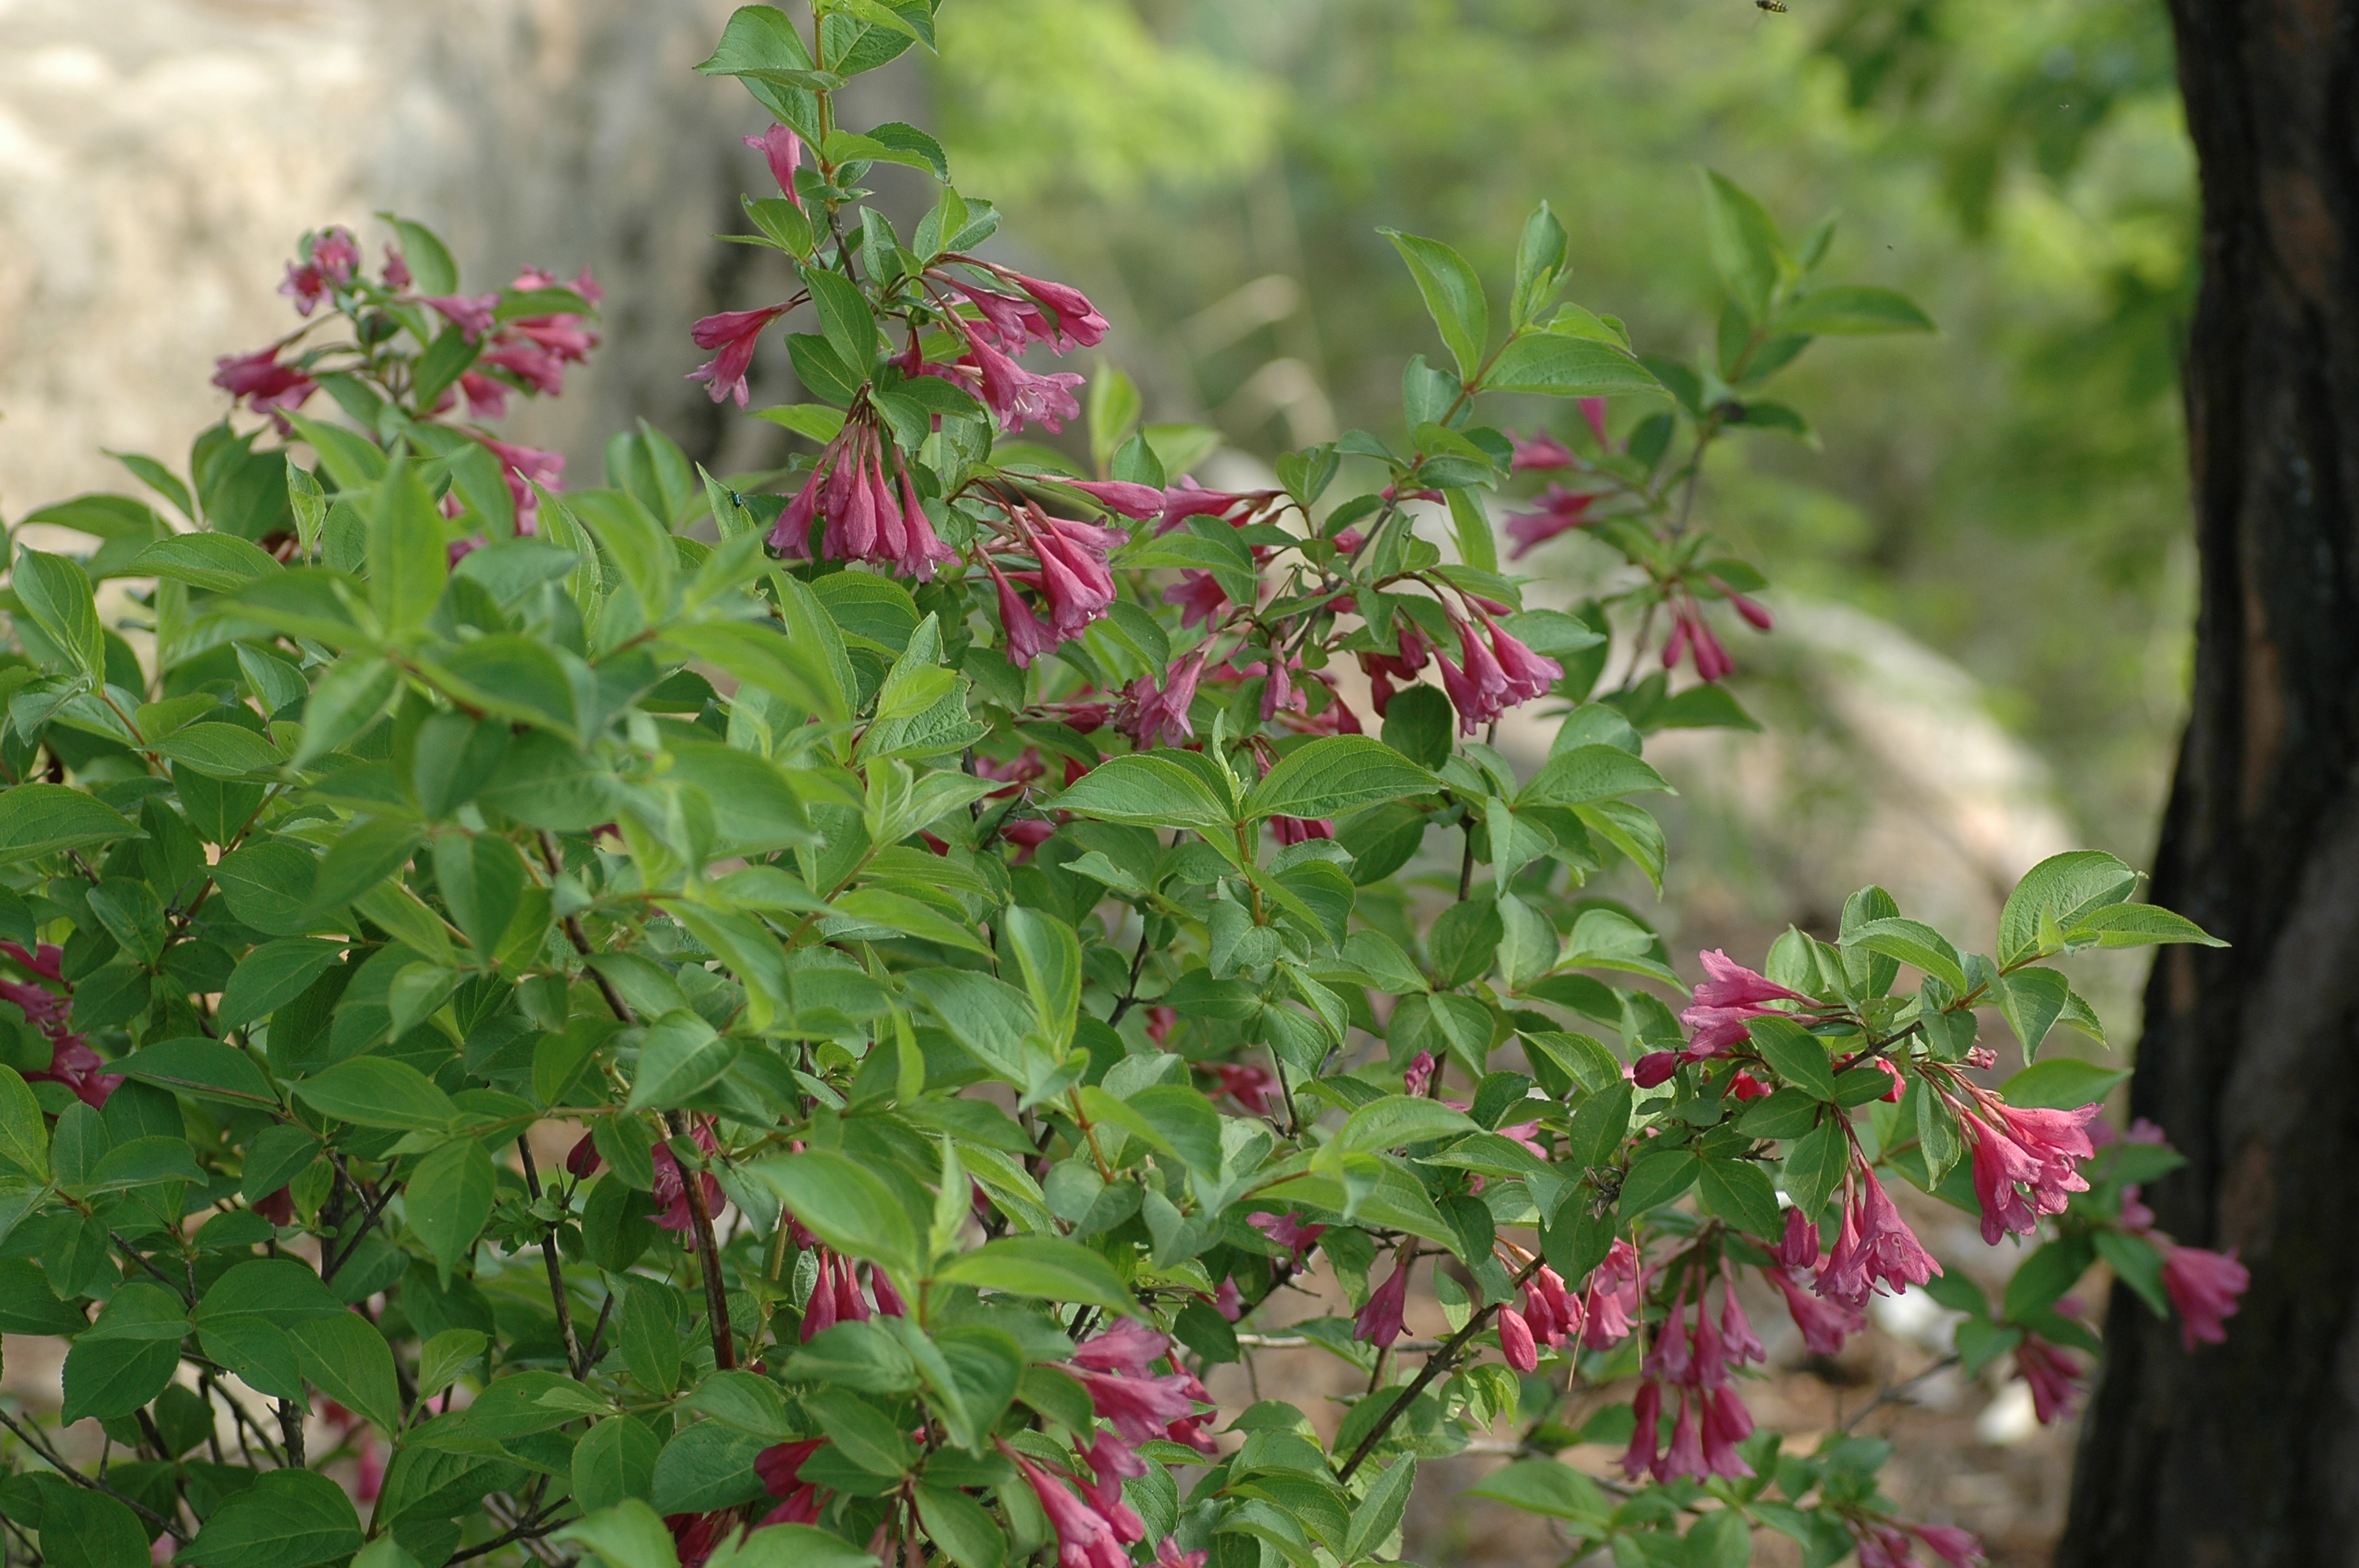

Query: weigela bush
0,9,2241,1568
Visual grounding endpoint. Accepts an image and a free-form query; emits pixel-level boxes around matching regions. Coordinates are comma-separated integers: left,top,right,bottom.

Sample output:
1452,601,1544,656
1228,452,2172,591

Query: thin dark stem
448,1509,565,1564
1336,1255,1543,1482
109,1234,192,1304
0,1408,189,1541
1105,912,1157,1028
667,1110,736,1371
276,1399,305,1468
582,1288,617,1369
322,1181,394,1282
516,1138,587,1379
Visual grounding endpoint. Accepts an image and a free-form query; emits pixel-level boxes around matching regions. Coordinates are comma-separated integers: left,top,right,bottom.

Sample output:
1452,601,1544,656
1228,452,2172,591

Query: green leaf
293,1057,459,1131
369,459,449,635
380,215,460,296
292,1310,401,1434
1839,916,1968,993
2092,1229,2170,1318
406,1137,496,1279
554,1501,681,1568
1244,737,1433,822
127,533,283,593
176,1469,365,1568
0,785,133,865
291,655,398,767
1776,285,1935,336
620,1279,682,1396
627,1011,742,1112
1997,851,2137,967
1343,1456,1416,1559
38,1488,151,1568
1482,332,1663,398
1565,1081,1632,1172
936,1236,1136,1314
754,1151,917,1272
713,1526,875,1568
0,1065,49,1179
682,1370,794,1439
1747,1015,1835,1100
1338,1095,1479,1152
416,1328,487,1399
1781,1118,1847,1216
1618,1145,1699,1214
2065,902,2227,951
1697,1156,1782,1239
916,1484,1005,1568
423,636,581,738
155,721,283,779
1381,230,1488,379
1518,746,1671,808
574,1417,663,1515
1052,754,1233,829
64,1284,186,1424
1697,169,1787,321
218,939,346,1031
1463,1458,1610,1524
2001,1058,2129,1111
13,548,104,677
802,265,880,379
1993,967,2070,1059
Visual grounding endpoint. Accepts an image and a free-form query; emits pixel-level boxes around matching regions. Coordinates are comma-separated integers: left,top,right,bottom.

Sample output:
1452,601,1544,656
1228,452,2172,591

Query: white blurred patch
1976,1380,2040,1446
1872,1286,1961,1352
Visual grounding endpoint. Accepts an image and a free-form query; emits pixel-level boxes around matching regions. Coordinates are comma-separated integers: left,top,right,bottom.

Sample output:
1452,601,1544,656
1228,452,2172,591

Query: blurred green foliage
933,0,2194,846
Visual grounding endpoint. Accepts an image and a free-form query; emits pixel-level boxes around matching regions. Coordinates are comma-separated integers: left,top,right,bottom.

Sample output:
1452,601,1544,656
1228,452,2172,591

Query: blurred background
0,0,2194,1560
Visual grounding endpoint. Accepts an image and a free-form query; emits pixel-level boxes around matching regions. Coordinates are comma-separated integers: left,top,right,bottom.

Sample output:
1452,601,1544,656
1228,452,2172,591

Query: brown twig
1336,1255,1544,1482
516,1137,587,1379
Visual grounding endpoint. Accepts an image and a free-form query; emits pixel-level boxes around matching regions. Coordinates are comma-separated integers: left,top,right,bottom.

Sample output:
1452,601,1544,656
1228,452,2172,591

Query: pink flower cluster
1961,1098,2100,1245
753,1436,830,1525
767,416,958,579
1816,1165,1942,1308
0,943,118,1109
451,266,603,420
1496,1264,1582,1371
1634,949,1818,1087
1621,1262,1764,1483
798,1247,907,1339
921,253,1106,434
987,502,1135,667
1661,580,1771,684
1761,1209,1866,1354
1856,1519,1986,1568
1358,607,1561,736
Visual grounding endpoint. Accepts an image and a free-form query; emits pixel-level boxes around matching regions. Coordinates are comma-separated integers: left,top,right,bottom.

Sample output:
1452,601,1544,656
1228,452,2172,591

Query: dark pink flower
1710,576,1774,631
1914,1525,1986,1567
1162,570,1227,630
1522,1266,1581,1345
1118,648,1207,748
1505,485,1600,558
1063,1366,1201,1446
2013,1334,2082,1424
1060,479,1163,519
1619,1379,1662,1479
667,1512,723,1568
649,1121,722,1233
958,322,1085,433
382,245,413,290
210,347,316,422
1766,1265,1863,1355
459,371,511,420
563,1133,602,1180
1698,1385,1755,1478
987,559,1059,669
1078,1429,1146,1544
1269,815,1333,847
1510,430,1577,471
1027,513,1122,637
1498,1306,1539,1372
1816,1167,1939,1308
688,304,788,407
1485,616,1563,702
1578,397,1610,447
1154,481,1278,534
1246,1210,1325,1261
755,1439,825,1497
1962,1101,2099,1245
1631,1051,1680,1088
2161,1243,2248,1350
474,435,565,535
1002,270,1109,351
1404,1050,1436,1098
309,226,360,285
1772,1207,1819,1269
1354,1254,1412,1349
1069,1319,1168,1378
1005,1449,1130,1568
1154,1539,1205,1568
1580,1240,1643,1349
1212,1063,1275,1116
1680,949,1810,1057
425,293,502,343
745,124,805,207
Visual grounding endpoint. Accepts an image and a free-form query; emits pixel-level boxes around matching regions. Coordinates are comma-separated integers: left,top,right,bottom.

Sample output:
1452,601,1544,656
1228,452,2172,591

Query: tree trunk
2059,1,2359,1563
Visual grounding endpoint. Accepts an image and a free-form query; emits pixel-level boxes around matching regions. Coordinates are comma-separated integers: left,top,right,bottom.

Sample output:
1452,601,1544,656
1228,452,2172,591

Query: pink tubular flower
745,124,805,206
1578,397,1611,447
649,1121,723,1233
1816,1167,1939,1308
1619,1379,1662,1479
2161,1243,2248,1350
2013,1334,2082,1424
1855,1525,1917,1568
1154,481,1280,534
1269,815,1333,848
1631,1051,1681,1089
1680,949,1812,1056
1404,1050,1436,1098
687,304,788,407
1211,1062,1276,1116
1962,1101,2099,1245
755,1439,825,1497
1005,1449,1131,1568
1509,430,1577,471
1483,613,1563,702
1914,1524,1986,1567
474,435,565,535
667,1512,723,1568
1766,1265,1863,1356
1162,570,1227,630
1002,270,1109,350
956,321,1085,432
1069,1318,1168,1378
1436,617,1513,734
1118,648,1207,748
1505,485,1600,558
1662,595,1733,682
1580,1240,1643,1349
1063,1367,1201,1446
425,293,502,343
1772,1206,1819,1269
987,558,1059,667
1698,1385,1755,1478
1028,513,1124,636
1246,1210,1326,1261
211,347,318,423
1060,479,1164,519
1155,1539,1205,1568
310,226,360,284
1498,1306,1539,1373
1078,1429,1146,1543
1522,1265,1582,1346
1710,576,1774,631
1355,1253,1412,1349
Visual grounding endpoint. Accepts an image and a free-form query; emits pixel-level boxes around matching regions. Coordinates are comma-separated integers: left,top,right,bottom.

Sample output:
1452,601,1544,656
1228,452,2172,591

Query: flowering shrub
0,9,2243,1568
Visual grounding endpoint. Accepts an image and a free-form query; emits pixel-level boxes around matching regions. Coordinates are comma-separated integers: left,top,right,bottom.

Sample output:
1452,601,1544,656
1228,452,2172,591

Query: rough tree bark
2060,0,2359,1563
